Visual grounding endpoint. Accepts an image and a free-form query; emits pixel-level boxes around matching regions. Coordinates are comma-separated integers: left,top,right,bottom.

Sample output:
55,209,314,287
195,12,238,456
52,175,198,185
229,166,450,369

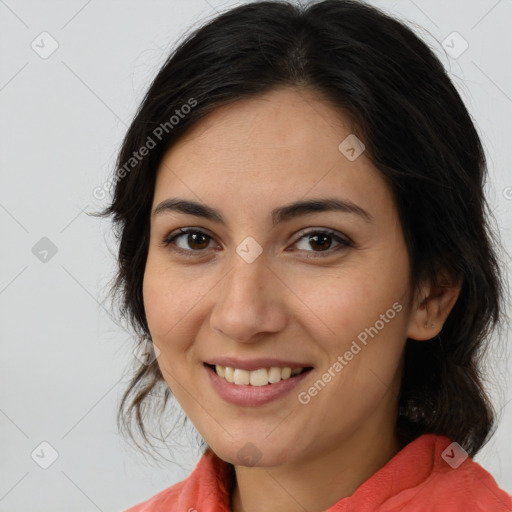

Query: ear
407,271,461,341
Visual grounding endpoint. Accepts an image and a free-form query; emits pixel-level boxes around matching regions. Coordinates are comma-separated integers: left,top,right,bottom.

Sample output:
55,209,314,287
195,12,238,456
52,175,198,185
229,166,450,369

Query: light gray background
1,0,511,510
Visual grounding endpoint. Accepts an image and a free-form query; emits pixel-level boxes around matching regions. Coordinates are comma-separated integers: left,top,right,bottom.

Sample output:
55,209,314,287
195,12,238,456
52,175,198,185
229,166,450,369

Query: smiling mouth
205,363,313,386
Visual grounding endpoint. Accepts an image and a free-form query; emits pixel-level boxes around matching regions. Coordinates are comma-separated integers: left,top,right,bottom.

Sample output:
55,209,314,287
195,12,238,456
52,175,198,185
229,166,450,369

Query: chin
209,437,295,468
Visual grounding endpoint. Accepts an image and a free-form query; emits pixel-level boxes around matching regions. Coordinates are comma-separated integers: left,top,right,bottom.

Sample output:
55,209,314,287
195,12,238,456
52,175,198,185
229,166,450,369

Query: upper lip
204,357,313,371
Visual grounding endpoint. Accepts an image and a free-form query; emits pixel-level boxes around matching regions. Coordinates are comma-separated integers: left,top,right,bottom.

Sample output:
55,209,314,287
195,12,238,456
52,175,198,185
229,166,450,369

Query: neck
230,423,401,512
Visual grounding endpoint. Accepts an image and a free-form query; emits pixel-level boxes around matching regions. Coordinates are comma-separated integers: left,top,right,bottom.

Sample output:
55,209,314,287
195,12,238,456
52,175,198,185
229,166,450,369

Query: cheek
142,259,205,353
300,269,408,407
142,263,209,404
294,265,408,344
291,248,410,381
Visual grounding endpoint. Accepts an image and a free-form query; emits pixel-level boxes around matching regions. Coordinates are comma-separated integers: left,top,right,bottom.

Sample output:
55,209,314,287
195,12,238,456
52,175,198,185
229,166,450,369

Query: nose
209,254,287,343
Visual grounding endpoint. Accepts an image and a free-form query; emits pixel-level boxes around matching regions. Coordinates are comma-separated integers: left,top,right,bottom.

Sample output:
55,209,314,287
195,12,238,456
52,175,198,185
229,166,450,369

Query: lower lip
204,364,312,407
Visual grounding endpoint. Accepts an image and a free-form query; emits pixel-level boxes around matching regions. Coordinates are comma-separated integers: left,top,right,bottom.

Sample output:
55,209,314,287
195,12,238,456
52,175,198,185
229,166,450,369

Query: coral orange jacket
125,433,512,511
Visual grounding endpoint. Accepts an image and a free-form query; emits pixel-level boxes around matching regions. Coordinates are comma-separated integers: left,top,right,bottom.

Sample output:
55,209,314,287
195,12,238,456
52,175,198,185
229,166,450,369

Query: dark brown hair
94,0,507,459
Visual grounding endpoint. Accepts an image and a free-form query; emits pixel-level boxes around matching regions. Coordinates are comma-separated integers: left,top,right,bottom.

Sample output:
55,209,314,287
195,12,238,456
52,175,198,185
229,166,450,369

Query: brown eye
307,233,332,251
293,229,351,256
294,229,354,258
183,232,210,250
162,228,215,253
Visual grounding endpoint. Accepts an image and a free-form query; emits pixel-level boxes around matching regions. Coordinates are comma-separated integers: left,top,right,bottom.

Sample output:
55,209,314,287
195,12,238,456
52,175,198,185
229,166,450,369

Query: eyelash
160,227,353,259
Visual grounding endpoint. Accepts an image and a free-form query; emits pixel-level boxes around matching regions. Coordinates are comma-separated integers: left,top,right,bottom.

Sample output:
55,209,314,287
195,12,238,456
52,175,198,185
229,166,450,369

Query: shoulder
123,448,234,512
123,477,188,512
393,435,512,511
428,454,511,511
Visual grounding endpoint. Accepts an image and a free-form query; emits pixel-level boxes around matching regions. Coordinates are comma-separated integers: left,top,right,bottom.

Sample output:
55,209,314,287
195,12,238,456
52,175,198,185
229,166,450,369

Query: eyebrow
152,197,373,226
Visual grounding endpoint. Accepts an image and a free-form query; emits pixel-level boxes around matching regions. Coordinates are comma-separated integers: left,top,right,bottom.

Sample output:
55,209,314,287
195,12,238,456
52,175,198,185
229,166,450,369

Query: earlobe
407,276,461,341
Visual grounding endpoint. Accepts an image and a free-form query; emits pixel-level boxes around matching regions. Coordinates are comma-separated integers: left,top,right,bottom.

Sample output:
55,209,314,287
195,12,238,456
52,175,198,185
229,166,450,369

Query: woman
98,0,512,510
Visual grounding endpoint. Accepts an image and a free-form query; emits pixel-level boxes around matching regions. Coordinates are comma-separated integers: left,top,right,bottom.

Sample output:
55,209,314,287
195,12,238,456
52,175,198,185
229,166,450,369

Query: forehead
153,87,392,217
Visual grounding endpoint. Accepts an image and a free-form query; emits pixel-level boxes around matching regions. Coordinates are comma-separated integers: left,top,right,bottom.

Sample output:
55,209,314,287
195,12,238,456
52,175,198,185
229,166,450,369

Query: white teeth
268,367,282,383
233,368,250,385
224,366,234,383
250,368,269,387
213,365,306,386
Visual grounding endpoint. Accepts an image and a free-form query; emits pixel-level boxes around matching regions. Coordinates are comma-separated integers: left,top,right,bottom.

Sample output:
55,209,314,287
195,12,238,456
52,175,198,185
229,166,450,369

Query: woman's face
143,86,417,467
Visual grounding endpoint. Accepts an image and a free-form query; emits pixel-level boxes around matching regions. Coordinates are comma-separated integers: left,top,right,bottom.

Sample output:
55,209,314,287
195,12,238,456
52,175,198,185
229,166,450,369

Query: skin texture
143,86,460,512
